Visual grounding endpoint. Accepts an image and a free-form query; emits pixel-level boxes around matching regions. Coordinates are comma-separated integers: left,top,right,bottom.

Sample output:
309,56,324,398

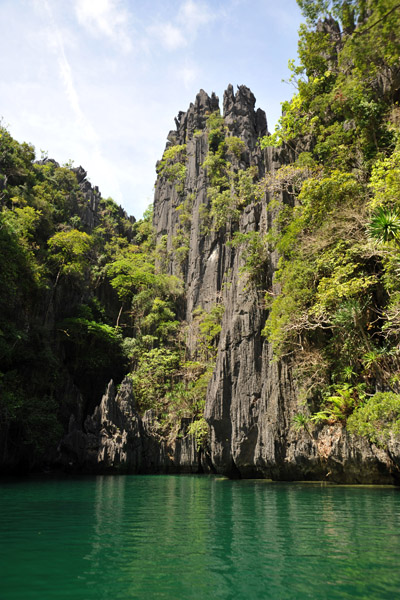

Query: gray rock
152,85,400,484
59,377,203,474
70,85,400,484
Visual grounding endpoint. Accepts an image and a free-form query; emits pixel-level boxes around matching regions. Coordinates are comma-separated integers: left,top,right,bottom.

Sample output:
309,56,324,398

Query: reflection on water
0,475,399,599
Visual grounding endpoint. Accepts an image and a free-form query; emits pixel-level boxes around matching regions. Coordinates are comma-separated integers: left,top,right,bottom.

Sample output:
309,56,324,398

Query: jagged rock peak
168,85,267,147
171,89,219,145
36,158,135,234
72,165,87,185
223,83,268,143
223,83,256,116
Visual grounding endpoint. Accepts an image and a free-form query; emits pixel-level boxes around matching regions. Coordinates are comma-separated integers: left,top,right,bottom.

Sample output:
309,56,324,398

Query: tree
48,229,92,280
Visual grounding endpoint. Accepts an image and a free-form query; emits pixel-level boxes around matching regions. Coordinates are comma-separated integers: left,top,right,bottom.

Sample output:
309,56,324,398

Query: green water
1,476,400,599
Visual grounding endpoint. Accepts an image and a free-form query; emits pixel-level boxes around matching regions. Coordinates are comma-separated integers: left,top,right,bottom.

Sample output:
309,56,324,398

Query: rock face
151,84,400,484
73,165,135,237
36,158,135,235
63,85,400,483
59,377,204,473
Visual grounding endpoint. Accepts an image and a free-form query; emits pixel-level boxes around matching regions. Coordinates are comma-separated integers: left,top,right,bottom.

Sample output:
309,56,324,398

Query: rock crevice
63,85,400,484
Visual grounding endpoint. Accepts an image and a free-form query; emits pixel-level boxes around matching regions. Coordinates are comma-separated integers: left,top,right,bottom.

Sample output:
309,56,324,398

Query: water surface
1,475,399,599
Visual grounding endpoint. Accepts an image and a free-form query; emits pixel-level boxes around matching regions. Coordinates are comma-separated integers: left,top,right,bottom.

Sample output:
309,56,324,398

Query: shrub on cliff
262,0,400,439
347,392,400,446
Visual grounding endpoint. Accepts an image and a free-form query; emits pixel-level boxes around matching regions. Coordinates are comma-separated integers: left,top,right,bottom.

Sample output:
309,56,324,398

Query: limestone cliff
60,377,203,474
152,85,400,484
60,85,400,483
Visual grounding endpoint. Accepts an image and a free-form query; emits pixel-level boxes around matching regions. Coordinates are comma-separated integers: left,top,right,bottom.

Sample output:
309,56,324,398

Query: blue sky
0,0,303,218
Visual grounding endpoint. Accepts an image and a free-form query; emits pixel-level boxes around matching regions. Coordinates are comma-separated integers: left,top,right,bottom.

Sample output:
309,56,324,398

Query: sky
0,0,303,219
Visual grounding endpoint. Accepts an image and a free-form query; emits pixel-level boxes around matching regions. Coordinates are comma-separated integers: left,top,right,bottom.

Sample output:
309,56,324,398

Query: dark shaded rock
73,165,87,184
59,377,204,474
66,85,400,484
173,89,219,145
223,84,268,146
152,85,400,484
316,16,341,38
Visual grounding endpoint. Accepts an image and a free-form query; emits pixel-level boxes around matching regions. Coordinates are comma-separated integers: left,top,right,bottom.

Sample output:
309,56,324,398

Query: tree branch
354,3,400,36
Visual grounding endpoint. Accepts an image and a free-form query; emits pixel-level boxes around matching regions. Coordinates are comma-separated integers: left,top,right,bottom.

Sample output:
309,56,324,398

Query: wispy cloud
178,0,214,33
147,0,216,52
147,22,187,50
74,0,132,53
40,0,99,146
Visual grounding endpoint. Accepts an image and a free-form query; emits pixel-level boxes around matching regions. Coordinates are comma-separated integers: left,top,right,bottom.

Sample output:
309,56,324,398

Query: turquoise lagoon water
1,475,400,599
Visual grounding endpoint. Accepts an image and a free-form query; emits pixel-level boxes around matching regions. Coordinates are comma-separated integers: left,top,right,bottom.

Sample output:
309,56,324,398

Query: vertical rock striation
152,84,400,484
59,377,203,473
62,85,399,482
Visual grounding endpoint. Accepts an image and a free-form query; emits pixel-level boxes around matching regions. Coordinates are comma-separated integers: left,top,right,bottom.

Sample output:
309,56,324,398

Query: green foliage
0,126,35,196
176,192,194,231
193,303,225,359
172,231,190,265
187,417,209,448
206,111,226,151
292,412,312,432
48,229,92,279
259,134,280,149
263,1,400,432
263,1,400,170
298,170,362,227
368,206,400,245
142,298,180,341
130,347,181,412
225,136,245,159
347,392,400,446
146,360,213,439
202,148,229,190
202,114,259,231
199,304,225,345
125,300,221,436
157,144,187,193
0,212,41,366
311,383,366,423
106,237,183,349
297,1,366,29
368,146,400,210
59,314,126,405
3,205,41,242
107,247,156,302
263,261,316,356
170,192,195,269
0,124,148,466
230,230,268,284
208,188,239,230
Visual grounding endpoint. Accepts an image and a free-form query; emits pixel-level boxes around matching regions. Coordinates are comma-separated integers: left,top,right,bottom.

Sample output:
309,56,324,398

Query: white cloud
74,0,132,53
147,22,187,50
178,0,214,33
146,0,216,53
40,0,99,146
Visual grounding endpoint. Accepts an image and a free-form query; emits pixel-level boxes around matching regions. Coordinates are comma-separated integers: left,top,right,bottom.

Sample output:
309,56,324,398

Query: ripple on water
0,476,400,599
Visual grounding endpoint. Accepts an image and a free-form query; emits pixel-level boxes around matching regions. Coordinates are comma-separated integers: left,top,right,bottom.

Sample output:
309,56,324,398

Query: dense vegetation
0,130,141,469
2,0,400,472
260,0,400,443
0,126,223,469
